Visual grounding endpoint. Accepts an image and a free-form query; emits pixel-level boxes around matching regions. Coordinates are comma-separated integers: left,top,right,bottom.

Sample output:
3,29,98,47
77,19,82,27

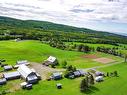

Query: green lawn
0,40,123,69
0,40,126,95
1,63,126,95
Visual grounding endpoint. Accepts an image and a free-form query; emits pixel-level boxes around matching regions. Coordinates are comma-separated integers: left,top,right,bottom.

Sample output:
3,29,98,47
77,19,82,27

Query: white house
43,56,58,66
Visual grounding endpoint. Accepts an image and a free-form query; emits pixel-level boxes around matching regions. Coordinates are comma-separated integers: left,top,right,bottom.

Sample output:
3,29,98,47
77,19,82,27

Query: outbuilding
95,76,104,82
3,65,13,71
17,60,30,66
0,78,7,85
20,82,27,89
43,56,58,66
73,70,81,77
56,83,62,89
17,65,38,84
3,71,21,80
52,72,62,80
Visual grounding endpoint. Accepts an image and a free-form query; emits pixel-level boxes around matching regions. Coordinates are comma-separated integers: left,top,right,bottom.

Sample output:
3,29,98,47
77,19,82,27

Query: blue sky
0,0,127,34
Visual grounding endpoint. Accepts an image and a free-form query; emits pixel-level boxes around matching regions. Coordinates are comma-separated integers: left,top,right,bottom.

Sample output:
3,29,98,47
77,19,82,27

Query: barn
3,71,21,80
17,65,38,84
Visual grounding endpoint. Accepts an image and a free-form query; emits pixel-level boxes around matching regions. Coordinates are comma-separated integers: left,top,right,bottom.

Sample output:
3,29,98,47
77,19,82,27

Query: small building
78,70,87,76
20,82,27,89
73,70,86,77
73,71,81,77
43,56,58,66
95,76,103,82
3,65,13,71
56,83,62,89
3,71,21,80
0,78,7,85
52,72,62,80
17,60,30,66
95,71,104,77
26,84,32,90
17,65,38,84
15,38,21,42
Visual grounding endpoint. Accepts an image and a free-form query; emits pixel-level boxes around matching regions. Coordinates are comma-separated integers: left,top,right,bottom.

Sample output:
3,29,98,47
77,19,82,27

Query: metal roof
53,72,62,77
47,56,56,63
17,64,33,78
17,60,29,65
73,71,81,76
3,71,21,79
0,78,6,83
27,75,38,81
3,65,12,70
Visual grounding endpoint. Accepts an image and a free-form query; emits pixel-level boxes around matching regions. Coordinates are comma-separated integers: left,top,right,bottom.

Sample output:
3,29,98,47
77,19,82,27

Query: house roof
78,70,87,75
3,65,12,70
53,72,62,77
47,56,56,63
73,71,81,76
17,60,29,65
17,64,33,78
3,71,21,79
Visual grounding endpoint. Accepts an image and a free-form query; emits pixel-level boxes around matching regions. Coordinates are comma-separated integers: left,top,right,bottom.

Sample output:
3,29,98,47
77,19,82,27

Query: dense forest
0,16,127,45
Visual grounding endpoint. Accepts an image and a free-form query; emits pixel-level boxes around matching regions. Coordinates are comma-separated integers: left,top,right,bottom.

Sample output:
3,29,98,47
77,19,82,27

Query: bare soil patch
93,57,115,64
81,54,99,59
30,62,65,80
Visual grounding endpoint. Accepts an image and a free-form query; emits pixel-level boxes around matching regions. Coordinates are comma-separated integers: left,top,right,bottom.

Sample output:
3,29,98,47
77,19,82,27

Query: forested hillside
0,16,127,44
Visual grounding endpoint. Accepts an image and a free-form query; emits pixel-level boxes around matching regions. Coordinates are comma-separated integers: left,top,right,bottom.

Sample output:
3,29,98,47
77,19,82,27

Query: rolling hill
0,16,127,44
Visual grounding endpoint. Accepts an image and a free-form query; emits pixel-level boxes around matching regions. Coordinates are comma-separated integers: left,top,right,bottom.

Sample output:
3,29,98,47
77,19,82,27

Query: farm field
0,40,126,95
0,40,123,69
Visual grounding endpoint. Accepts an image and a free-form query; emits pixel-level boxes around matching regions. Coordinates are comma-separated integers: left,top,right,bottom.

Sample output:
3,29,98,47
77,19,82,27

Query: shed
95,76,103,82
56,83,62,89
52,72,62,80
26,84,32,90
17,65,38,84
4,65,13,71
20,82,27,89
73,70,81,77
78,70,87,76
0,78,7,85
3,71,21,80
17,60,30,65
95,71,104,76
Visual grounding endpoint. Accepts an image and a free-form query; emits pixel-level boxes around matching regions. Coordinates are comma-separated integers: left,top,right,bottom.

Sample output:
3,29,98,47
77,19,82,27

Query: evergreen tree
80,78,89,92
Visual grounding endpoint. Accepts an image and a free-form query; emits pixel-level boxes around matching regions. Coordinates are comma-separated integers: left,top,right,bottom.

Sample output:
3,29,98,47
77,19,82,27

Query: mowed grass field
0,40,126,95
1,63,126,95
0,40,123,69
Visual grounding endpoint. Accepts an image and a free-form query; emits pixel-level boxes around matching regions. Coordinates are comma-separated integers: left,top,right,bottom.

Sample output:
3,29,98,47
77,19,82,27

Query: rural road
80,61,124,72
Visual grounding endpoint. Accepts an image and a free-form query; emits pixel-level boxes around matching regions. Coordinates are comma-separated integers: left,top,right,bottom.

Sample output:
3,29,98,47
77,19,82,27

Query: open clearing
30,63,65,80
93,57,115,64
0,40,123,69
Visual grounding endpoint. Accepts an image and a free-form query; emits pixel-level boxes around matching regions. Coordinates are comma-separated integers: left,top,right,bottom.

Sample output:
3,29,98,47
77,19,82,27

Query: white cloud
0,0,127,33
